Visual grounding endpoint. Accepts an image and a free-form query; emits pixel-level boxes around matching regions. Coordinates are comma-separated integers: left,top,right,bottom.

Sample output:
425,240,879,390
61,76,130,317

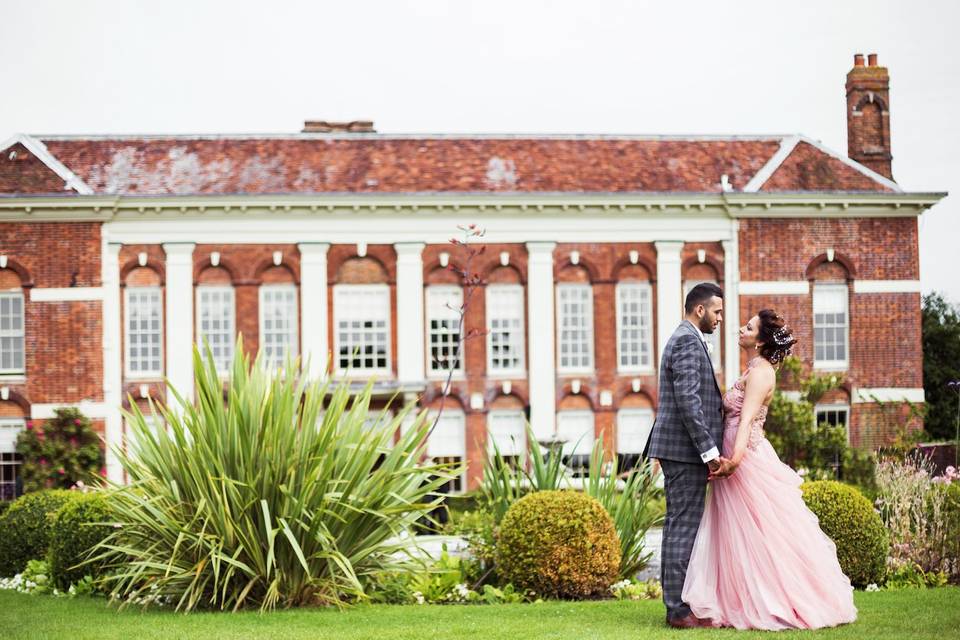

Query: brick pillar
102,242,123,483
526,241,557,441
655,241,684,368
395,243,426,386
298,243,330,380
162,243,195,408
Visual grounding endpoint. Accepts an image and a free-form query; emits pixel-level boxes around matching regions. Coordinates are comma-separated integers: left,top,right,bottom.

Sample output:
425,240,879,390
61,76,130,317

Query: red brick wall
0,144,70,194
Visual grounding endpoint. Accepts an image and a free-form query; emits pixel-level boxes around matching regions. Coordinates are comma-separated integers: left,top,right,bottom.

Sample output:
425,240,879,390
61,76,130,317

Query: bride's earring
755,343,760,351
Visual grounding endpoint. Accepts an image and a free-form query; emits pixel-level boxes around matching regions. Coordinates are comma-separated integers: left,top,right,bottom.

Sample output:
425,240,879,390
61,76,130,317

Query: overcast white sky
2,0,957,303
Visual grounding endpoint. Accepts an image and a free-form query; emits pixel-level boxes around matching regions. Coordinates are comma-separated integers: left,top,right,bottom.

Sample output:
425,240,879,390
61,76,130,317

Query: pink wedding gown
681,358,858,630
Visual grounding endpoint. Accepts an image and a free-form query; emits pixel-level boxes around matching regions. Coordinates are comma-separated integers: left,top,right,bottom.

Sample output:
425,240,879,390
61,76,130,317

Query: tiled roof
0,134,896,196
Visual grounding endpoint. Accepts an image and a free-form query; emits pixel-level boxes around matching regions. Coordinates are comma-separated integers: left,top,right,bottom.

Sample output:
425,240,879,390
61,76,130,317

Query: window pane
125,288,162,375
427,286,463,373
197,287,235,372
260,286,299,368
334,285,390,372
616,283,652,370
486,285,525,373
813,285,848,367
557,284,593,371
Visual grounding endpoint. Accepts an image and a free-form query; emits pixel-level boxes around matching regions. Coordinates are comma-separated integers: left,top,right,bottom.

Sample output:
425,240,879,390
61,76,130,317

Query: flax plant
92,339,454,612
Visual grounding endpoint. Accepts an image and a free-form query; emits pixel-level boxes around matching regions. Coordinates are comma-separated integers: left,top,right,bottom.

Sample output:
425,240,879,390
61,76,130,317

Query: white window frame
815,403,851,444
485,284,526,378
813,283,849,371
0,291,25,375
259,284,299,369
426,285,464,378
556,283,594,374
0,417,24,501
196,285,235,374
333,284,391,376
487,409,526,458
556,409,595,458
616,407,656,455
124,286,163,379
427,409,467,494
683,280,722,370
615,281,654,373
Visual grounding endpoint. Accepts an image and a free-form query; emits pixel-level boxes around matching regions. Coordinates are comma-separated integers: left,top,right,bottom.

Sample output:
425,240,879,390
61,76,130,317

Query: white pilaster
162,243,196,408
395,242,426,385
298,243,330,380
525,241,557,441
102,242,123,483
655,241,684,368
722,233,741,389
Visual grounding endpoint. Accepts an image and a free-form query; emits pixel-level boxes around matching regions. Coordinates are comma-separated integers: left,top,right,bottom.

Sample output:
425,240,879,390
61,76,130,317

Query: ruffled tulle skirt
681,430,858,630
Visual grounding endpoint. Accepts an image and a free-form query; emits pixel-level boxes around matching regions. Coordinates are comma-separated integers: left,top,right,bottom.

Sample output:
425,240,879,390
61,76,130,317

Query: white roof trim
34,133,792,142
797,135,902,193
0,134,93,195
742,135,801,192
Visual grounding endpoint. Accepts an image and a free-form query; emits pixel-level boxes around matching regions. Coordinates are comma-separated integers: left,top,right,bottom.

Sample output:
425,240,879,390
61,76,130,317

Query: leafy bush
0,490,77,576
801,480,888,588
876,456,959,582
609,578,663,601
15,408,103,492
496,490,619,599
93,340,453,612
48,491,115,590
884,561,949,590
481,425,661,580
0,559,54,595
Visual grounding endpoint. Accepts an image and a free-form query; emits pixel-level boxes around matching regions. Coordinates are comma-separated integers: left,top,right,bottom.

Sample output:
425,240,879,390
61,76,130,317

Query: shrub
15,408,104,492
496,490,620,599
0,490,76,576
93,339,453,612
801,480,888,587
48,491,115,589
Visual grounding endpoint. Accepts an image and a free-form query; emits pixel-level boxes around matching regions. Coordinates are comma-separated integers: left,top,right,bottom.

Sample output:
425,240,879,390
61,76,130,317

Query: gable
0,143,73,194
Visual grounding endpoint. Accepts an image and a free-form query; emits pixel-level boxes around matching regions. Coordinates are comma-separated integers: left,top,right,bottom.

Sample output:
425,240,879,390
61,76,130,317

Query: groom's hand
707,456,737,480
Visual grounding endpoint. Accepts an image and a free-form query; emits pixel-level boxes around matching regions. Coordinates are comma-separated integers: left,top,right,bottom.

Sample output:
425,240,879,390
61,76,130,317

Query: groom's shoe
666,614,701,629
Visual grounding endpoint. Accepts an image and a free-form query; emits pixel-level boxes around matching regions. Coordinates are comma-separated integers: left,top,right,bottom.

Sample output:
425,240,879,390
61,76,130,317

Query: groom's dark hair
684,282,724,313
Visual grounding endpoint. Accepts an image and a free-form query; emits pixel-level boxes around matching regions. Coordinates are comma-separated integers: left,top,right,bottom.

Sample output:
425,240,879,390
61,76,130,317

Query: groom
646,282,736,629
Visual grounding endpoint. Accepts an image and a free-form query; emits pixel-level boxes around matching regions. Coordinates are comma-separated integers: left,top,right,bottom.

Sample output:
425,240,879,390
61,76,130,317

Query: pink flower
39,458,48,466
74,418,82,426
69,437,78,447
57,467,65,475
25,421,33,430
99,467,107,477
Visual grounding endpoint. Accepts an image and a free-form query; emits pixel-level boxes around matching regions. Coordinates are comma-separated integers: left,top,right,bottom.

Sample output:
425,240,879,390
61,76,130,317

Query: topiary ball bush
495,490,620,599
0,490,77,577
801,480,888,587
48,491,115,589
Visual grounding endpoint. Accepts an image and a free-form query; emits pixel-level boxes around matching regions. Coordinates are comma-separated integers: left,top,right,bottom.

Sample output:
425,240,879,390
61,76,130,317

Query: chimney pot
867,53,878,66
854,53,865,67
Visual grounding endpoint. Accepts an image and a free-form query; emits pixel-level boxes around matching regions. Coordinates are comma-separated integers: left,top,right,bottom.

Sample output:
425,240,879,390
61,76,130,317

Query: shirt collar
686,319,708,343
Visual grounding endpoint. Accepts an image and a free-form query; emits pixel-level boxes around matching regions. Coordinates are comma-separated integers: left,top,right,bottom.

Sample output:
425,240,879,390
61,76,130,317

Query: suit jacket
645,320,724,465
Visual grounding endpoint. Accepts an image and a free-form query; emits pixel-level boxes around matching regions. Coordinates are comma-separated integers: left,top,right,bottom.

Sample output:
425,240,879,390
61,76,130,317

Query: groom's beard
698,317,716,334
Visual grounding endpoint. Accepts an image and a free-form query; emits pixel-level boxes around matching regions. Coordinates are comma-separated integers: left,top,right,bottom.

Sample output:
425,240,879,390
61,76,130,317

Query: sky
2,0,957,304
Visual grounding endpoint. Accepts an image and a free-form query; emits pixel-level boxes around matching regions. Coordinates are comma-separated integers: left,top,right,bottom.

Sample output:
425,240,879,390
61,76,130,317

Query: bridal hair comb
769,325,795,364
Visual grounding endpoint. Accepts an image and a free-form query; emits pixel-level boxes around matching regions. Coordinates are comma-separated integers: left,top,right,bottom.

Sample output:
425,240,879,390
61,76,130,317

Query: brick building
0,54,945,494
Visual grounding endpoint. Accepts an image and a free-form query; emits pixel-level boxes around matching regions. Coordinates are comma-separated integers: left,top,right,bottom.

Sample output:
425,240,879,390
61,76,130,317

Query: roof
0,133,900,196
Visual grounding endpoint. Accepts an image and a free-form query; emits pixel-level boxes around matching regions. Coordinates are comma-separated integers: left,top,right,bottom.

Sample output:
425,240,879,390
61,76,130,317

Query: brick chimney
846,53,893,179
302,120,376,133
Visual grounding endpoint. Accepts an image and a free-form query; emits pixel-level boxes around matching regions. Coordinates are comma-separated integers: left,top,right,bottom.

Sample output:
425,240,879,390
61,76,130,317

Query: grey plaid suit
646,320,724,621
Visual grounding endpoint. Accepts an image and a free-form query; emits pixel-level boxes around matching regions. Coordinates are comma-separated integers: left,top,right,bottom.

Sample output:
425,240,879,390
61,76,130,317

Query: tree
922,292,960,441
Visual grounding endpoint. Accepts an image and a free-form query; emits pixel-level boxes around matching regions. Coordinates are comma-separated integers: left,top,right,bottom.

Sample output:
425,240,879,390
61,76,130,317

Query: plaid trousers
659,458,709,621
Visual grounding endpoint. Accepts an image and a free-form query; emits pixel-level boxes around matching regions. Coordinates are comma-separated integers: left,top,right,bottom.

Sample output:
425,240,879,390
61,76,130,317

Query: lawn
2,588,959,639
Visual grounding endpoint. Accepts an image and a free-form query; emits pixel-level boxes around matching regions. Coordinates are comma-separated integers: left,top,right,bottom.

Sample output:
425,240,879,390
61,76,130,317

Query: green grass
2,588,959,639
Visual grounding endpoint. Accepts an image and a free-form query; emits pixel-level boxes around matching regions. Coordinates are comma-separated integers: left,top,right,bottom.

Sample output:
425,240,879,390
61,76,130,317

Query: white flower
865,583,880,592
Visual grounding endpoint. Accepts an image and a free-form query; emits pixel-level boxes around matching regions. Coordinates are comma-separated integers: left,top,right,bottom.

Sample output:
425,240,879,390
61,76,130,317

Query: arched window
196,266,235,373
0,269,24,375
615,263,654,373
557,407,595,477
556,265,594,374
333,257,390,375
810,259,851,371
259,266,299,369
124,266,163,378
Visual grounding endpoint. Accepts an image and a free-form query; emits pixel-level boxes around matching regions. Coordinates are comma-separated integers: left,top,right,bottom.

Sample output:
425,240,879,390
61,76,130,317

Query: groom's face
697,296,724,334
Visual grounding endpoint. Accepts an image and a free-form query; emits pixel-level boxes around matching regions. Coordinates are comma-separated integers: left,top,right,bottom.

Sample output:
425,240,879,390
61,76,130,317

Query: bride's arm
730,365,775,467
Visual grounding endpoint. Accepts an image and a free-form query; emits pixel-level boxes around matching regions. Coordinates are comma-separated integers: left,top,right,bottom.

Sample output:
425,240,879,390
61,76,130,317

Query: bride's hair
757,309,797,365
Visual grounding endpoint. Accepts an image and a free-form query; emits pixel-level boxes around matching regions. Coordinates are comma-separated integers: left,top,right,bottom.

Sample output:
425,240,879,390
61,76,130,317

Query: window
196,286,235,373
124,287,163,377
557,410,594,476
813,284,848,369
486,285,525,375
0,291,24,374
426,286,463,375
259,285,299,369
487,409,526,467
428,410,466,494
556,284,594,372
816,403,850,440
683,280,722,370
616,408,655,471
0,418,23,500
616,282,654,372
334,285,390,374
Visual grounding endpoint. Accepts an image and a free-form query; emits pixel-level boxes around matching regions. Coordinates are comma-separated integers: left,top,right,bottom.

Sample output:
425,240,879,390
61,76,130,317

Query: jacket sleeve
671,334,719,460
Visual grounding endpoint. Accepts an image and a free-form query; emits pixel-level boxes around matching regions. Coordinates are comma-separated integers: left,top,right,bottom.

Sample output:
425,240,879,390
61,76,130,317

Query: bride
681,309,858,630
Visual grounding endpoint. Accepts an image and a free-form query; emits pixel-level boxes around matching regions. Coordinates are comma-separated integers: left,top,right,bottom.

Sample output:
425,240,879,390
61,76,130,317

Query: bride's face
738,315,761,350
